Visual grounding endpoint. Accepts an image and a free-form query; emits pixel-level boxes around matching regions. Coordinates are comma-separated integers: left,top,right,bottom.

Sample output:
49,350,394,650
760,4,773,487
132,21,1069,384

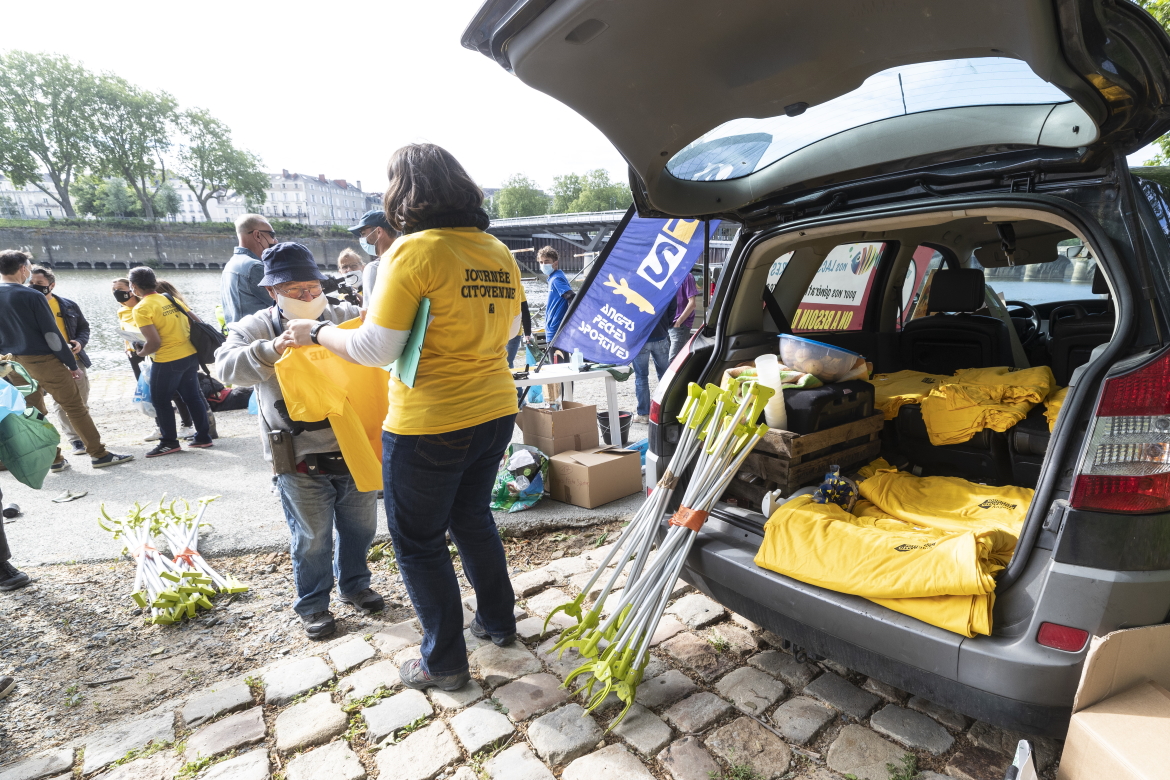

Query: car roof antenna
996,222,1017,267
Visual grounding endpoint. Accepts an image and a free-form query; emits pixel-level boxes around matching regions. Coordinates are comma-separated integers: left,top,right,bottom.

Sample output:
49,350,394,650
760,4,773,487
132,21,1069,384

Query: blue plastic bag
0,380,26,423
247,387,259,415
628,437,650,465
133,372,155,417
524,347,544,403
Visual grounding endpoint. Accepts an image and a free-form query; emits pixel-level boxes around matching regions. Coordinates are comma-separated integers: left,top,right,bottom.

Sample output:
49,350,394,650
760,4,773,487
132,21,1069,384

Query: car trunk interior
668,205,1115,629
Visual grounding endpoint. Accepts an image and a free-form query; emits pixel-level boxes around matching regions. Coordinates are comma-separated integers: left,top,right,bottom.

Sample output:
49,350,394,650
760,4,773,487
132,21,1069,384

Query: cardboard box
548,446,642,508
1057,623,1170,780
518,401,599,456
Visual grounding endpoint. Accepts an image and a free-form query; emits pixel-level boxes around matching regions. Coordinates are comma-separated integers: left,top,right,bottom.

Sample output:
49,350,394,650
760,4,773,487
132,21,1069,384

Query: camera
321,271,361,306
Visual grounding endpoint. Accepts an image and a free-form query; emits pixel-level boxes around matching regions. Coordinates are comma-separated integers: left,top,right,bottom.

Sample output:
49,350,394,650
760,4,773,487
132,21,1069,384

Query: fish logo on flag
553,212,721,364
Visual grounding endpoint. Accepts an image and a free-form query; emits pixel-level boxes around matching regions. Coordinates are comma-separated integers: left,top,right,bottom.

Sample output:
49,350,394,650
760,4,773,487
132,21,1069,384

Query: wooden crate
724,412,884,512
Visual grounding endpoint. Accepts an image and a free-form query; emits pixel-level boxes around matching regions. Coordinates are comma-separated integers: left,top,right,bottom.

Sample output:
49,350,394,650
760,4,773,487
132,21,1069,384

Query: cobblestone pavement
0,546,1060,780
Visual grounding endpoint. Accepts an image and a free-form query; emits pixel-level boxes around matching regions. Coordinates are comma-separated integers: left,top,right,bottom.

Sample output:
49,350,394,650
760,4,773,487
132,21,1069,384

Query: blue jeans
150,354,210,447
506,335,522,368
634,337,670,416
276,471,378,617
668,326,692,362
382,415,517,676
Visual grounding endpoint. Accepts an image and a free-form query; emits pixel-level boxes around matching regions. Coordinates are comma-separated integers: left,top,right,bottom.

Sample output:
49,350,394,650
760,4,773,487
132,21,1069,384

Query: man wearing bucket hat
348,209,397,310
215,242,383,639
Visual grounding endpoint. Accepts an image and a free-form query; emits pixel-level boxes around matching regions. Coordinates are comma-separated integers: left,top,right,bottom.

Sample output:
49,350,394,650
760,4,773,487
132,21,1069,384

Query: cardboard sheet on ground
274,318,389,492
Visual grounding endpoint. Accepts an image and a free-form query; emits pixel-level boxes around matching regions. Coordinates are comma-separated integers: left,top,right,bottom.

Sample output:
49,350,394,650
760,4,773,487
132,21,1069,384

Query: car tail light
1069,347,1170,514
1036,622,1089,652
649,330,701,426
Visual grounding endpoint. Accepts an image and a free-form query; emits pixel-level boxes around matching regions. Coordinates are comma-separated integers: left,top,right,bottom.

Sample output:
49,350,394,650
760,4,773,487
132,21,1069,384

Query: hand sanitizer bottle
570,348,584,370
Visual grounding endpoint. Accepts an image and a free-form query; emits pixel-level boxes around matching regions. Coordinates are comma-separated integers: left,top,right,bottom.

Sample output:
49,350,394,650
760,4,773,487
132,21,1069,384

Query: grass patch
709,762,764,780
886,754,921,780
111,739,182,767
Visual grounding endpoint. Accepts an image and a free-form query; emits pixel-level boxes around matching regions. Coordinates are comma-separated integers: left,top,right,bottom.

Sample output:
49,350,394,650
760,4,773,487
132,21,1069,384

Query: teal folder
389,298,430,388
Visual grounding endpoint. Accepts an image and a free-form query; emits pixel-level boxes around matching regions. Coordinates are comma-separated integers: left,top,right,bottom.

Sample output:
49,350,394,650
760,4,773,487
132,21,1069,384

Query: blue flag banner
552,216,721,364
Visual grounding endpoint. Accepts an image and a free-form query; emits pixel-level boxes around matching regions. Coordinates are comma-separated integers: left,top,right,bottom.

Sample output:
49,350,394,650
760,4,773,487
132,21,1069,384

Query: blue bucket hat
259,242,327,286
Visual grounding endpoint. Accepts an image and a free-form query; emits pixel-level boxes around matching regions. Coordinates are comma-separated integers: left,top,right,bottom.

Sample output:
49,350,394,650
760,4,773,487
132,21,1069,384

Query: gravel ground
0,520,624,760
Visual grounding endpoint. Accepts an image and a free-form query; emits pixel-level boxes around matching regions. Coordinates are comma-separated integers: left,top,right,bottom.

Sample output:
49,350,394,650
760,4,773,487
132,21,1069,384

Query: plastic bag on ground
490,443,548,513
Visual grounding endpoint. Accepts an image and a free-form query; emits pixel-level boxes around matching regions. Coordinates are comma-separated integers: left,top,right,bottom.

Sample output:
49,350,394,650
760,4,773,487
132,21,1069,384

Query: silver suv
464,0,1170,737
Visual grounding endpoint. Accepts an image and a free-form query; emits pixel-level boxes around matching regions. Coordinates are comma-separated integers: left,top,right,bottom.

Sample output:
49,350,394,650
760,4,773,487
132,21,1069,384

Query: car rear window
667,58,1070,182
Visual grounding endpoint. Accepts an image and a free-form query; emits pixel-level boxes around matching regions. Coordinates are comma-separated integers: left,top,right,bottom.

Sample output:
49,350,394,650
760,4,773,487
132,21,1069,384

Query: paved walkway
0,547,1058,780
2,371,648,566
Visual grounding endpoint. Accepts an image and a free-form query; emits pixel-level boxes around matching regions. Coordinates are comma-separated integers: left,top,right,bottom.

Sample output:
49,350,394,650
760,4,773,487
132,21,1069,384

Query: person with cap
215,241,383,640
222,214,278,324
348,209,397,310
129,266,214,457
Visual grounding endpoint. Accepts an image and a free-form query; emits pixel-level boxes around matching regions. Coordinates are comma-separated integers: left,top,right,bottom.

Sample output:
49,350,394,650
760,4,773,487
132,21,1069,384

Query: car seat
900,268,1015,375
1048,269,1113,386
1008,405,1050,488
894,404,1013,485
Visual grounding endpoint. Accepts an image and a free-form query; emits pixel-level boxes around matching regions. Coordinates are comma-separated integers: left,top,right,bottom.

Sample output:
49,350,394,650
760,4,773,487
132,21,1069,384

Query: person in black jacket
0,251,132,471
30,266,92,455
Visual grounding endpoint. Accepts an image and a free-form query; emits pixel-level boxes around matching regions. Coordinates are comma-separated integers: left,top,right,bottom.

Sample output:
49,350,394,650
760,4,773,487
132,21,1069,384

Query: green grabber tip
131,591,148,608
748,382,776,427
542,594,585,636
676,383,702,425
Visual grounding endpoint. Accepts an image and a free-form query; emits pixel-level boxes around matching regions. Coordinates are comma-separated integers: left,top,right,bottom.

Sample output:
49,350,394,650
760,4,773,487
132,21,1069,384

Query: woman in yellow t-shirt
129,267,213,457
285,143,522,692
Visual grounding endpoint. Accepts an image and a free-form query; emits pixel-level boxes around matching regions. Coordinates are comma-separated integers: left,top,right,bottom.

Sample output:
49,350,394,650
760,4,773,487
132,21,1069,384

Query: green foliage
340,687,394,714
112,739,179,767
553,169,632,213
90,75,178,220
153,183,182,219
1136,2,1170,164
176,108,268,219
708,633,731,653
886,753,921,780
387,715,429,744
0,196,19,218
708,762,764,780
175,755,215,779
493,174,549,218
0,51,98,217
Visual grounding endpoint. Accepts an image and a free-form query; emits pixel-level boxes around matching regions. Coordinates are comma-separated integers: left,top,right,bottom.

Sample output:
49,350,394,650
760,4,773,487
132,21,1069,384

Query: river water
45,268,552,372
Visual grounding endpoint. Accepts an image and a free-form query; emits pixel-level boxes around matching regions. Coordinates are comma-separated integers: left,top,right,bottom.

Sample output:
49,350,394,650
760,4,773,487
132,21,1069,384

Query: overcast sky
1,0,628,194
2,0,1160,196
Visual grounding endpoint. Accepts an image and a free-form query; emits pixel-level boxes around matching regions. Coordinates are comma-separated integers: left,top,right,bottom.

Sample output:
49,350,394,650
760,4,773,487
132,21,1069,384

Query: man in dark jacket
30,266,92,455
0,250,132,471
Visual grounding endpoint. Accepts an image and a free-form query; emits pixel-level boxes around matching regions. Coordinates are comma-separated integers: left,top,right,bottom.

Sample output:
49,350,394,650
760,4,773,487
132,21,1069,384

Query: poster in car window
553,215,720,363
793,242,883,332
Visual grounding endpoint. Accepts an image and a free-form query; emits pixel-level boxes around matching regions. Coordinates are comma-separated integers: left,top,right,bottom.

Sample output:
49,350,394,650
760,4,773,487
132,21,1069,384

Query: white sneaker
179,425,195,439
632,414,649,424
145,429,162,442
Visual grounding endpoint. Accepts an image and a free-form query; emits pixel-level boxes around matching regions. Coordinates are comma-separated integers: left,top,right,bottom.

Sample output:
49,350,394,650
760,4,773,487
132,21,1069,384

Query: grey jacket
215,301,360,462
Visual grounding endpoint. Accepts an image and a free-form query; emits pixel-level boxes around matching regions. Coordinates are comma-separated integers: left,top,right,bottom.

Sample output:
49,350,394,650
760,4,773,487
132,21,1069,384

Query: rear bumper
680,512,1078,738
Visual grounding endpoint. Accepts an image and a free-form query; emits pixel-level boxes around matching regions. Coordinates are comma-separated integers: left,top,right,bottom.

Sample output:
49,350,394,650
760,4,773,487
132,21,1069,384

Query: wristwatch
309,321,332,345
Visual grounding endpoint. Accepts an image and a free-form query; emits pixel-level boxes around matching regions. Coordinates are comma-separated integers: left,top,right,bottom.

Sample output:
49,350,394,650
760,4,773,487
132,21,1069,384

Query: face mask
540,264,555,275
277,293,328,320
359,230,379,257
114,289,134,304
30,283,51,295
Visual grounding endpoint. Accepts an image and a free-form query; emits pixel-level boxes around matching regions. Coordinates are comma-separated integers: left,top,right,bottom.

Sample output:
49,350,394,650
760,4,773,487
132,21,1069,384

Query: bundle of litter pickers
99,496,247,624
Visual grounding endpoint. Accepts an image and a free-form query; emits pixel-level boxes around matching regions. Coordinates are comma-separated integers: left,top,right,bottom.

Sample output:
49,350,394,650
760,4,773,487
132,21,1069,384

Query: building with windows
0,170,379,227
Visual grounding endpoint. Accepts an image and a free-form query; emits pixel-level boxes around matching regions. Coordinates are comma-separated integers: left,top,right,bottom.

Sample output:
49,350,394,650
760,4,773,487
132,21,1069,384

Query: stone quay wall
0,227,362,270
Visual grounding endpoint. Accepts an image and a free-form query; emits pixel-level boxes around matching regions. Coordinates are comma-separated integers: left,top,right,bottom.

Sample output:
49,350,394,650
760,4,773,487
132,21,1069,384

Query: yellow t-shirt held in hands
369,227,522,435
133,293,196,363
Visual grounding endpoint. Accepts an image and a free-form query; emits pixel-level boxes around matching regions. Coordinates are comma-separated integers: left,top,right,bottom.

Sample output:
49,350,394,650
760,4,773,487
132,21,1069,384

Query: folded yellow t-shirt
951,365,1056,405
1045,386,1069,432
867,370,950,420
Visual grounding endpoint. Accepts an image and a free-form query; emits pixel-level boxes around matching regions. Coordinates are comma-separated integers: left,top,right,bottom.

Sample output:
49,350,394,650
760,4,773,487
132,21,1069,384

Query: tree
569,169,632,212
0,51,99,217
91,76,177,220
176,108,267,220
0,196,19,218
493,174,549,218
551,173,584,213
153,182,182,219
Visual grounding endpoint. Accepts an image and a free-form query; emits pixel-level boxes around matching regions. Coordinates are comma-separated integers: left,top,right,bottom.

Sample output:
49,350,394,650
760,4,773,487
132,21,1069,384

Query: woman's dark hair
382,143,484,233
128,266,158,292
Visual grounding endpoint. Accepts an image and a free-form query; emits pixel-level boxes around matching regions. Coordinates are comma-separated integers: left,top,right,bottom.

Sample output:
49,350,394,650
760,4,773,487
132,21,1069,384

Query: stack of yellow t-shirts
1045,386,1069,432
753,462,1032,637
917,366,1056,446
867,370,950,419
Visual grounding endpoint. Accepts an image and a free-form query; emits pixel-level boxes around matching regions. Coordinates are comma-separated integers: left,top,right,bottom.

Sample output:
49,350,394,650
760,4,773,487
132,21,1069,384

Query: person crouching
215,242,383,639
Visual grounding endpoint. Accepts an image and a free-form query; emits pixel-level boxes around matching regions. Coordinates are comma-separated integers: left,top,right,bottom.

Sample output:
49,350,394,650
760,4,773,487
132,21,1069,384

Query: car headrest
927,268,986,313
1091,266,1110,296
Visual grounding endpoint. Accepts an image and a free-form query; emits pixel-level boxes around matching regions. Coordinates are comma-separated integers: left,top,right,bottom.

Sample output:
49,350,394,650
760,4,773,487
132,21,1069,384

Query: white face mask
277,293,328,320
540,263,555,275
359,229,379,257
